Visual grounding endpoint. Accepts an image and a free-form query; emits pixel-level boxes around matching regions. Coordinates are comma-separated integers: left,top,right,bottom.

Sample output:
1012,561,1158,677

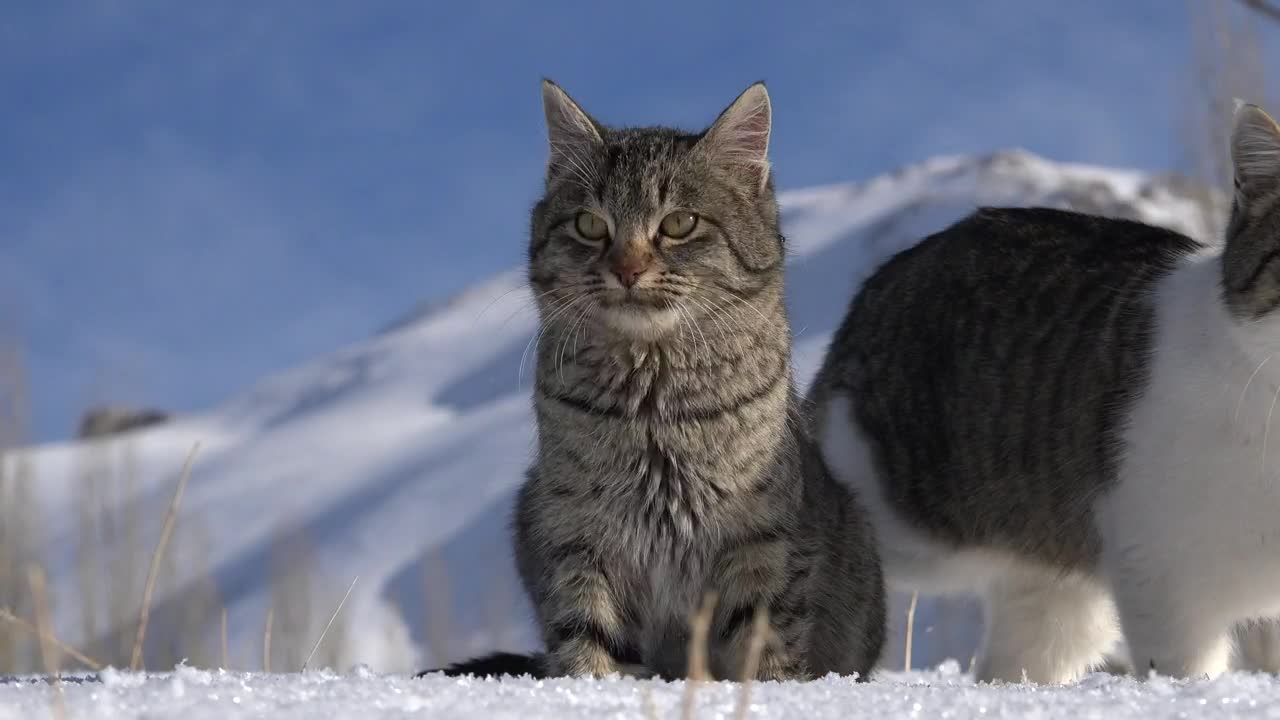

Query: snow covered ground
5,665,1280,719
8,149,1219,678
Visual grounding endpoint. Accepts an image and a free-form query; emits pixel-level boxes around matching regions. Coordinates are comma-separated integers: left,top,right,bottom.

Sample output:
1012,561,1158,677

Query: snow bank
3,665,1279,720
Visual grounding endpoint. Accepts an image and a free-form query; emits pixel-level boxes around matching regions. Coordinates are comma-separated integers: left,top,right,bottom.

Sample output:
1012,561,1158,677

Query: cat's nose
611,259,650,288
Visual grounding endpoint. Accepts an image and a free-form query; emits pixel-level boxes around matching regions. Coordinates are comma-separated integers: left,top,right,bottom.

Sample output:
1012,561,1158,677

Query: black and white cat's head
1223,101,1280,320
527,80,783,341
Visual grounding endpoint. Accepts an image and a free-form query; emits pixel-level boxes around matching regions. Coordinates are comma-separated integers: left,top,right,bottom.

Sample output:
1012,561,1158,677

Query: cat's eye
659,211,698,240
574,212,609,242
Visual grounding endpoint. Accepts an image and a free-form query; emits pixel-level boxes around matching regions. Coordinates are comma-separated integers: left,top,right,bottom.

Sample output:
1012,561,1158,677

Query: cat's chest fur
534,336,785,562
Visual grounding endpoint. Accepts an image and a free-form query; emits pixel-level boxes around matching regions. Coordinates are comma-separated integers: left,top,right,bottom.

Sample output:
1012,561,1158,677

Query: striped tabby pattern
510,80,885,681
810,207,1200,569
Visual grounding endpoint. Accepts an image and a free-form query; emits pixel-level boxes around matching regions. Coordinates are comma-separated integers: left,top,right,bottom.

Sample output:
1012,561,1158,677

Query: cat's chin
599,304,682,340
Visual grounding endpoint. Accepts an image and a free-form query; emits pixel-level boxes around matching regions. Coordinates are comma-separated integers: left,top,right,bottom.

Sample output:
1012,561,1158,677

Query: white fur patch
599,305,682,340
1098,252,1280,678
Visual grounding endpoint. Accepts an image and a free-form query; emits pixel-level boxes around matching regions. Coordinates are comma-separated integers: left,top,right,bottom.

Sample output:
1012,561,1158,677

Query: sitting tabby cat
424,80,885,681
810,102,1280,684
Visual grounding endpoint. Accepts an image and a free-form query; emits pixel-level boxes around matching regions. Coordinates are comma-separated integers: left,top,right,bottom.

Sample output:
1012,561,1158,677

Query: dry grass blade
302,576,358,671
687,591,717,682
0,607,103,671
28,565,66,720
130,442,201,671
904,591,919,672
680,591,718,720
263,607,275,673
424,549,452,665
734,606,771,720
221,608,229,670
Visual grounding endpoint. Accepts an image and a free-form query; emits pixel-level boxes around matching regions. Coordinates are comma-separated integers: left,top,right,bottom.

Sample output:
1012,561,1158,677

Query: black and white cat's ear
541,79,604,177
1231,99,1280,202
698,82,772,194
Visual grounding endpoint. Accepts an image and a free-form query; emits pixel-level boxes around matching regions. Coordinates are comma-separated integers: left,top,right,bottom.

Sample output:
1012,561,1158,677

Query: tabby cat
425,80,885,681
810,102,1280,684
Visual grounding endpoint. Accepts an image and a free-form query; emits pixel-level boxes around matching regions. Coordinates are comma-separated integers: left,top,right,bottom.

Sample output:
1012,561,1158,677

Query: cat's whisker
556,304,594,385
695,282,777,328
1235,352,1276,424
674,301,712,370
497,283,605,329
685,296,736,346
472,285,530,323
668,300,694,358
1262,382,1280,477
692,294,752,342
549,139,598,189
570,305,594,371
519,293,593,389
536,302,586,386
517,320,556,391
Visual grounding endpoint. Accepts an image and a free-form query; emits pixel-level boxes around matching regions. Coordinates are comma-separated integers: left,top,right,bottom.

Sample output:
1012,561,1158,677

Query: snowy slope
12,150,1216,675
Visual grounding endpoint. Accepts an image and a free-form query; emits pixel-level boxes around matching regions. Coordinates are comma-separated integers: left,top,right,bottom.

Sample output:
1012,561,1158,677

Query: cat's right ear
541,79,605,179
697,82,772,195
1231,100,1280,205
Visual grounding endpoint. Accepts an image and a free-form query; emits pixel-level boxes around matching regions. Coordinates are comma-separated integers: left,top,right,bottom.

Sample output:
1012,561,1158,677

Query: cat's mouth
598,289,670,310
597,295,682,338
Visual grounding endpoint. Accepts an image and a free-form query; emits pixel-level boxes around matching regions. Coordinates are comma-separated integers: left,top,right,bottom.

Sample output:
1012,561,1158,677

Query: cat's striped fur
424,81,885,681
811,206,1200,570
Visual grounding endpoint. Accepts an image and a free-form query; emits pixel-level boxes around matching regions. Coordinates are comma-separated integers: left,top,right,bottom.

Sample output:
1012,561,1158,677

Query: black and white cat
810,101,1280,683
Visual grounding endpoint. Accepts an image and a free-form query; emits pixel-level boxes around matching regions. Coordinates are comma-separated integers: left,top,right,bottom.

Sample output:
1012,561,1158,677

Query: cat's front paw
749,650,809,682
549,644,620,678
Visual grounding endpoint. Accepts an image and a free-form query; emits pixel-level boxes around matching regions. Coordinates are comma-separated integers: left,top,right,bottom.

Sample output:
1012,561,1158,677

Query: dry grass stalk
680,591,718,720
27,565,65,720
130,442,200,670
904,591,919,672
423,550,452,665
484,562,518,659
687,591,717,681
0,608,102,671
263,607,275,673
302,576,357,671
0,346,44,673
734,606,771,720
267,525,327,670
221,608,229,670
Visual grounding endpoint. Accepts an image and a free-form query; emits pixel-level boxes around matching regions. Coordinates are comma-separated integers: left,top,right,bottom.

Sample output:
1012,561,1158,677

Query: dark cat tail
416,652,547,679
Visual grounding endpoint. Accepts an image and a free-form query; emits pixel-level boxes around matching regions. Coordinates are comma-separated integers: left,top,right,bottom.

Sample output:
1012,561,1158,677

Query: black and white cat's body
811,103,1280,683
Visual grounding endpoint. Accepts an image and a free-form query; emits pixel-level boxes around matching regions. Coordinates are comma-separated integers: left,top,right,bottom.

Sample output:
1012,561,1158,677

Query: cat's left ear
698,82,772,194
1231,100,1280,204
541,79,605,178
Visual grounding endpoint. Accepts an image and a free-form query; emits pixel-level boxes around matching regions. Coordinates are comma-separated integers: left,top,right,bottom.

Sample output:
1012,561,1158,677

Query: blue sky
0,1,1271,441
